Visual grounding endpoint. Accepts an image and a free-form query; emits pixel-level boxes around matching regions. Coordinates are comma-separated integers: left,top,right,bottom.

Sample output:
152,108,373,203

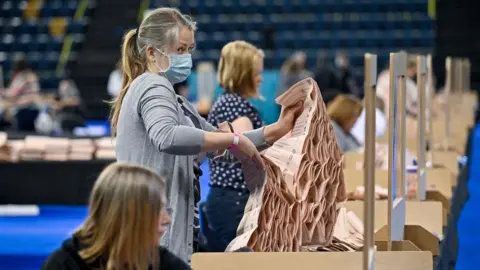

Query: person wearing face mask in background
276,51,313,97
110,8,303,263
334,50,361,98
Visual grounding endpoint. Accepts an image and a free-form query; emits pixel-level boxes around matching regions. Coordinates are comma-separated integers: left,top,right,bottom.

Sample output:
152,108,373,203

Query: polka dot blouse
207,92,264,192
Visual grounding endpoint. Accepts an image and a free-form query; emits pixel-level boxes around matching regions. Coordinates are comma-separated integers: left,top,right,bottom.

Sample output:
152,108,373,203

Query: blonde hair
217,40,264,98
407,55,417,68
110,7,196,135
327,95,363,127
73,162,166,270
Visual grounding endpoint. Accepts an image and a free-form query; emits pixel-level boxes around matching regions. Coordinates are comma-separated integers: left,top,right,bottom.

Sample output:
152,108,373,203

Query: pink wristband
229,132,240,150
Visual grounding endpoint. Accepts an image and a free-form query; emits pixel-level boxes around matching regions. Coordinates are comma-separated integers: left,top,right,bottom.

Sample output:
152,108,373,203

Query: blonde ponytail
110,29,147,135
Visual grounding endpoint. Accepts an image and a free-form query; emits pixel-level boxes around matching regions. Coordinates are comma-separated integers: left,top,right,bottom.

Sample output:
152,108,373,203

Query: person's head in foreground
42,163,191,270
327,94,363,133
218,40,264,99
111,7,196,133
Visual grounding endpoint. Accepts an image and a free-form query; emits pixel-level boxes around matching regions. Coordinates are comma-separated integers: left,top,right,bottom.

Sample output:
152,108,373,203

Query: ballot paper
0,132,10,161
354,143,416,170
347,184,389,201
302,208,364,252
226,78,347,252
94,137,116,160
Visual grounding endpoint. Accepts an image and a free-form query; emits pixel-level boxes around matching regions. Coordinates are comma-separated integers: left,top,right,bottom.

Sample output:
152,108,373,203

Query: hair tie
135,26,141,36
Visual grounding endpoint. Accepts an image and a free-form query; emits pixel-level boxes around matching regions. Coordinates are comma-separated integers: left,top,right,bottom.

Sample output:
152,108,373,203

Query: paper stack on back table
0,132,10,161
44,138,70,161
95,137,116,160
226,78,348,252
302,207,363,252
69,139,95,160
21,136,49,160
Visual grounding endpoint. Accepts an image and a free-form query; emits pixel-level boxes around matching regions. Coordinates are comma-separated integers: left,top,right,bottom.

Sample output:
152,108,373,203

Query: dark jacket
41,237,191,270
314,65,340,91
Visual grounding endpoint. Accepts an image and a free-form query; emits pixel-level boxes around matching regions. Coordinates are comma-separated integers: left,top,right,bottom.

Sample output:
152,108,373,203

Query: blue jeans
202,186,249,252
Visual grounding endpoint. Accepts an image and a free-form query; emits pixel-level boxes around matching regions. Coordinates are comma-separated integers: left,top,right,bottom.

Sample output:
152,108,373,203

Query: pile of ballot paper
70,139,96,160
95,137,116,160
0,134,116,161
21,136,48,160
302,207,363,252
226,78,348,252
347,185,389,201
0,132,10,161
354,143,417,170
44,138,70,161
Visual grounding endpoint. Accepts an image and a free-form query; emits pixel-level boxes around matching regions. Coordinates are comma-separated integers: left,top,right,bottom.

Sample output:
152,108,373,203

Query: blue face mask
164,54,192,84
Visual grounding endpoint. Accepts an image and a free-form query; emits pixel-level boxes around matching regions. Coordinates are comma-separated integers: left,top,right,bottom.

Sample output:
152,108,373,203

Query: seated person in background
327,95,363,152
276,51,313,97
334,50,362,98
41,162,190,270
322,89,343,107
107,65,123,98
203,41,266,252
376,53,418,118
314,50,340,91
53,79,85,133
1,57,41,132
349,96,388,145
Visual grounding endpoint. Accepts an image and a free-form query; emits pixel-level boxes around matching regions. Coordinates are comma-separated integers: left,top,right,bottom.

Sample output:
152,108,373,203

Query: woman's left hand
277,101,304,134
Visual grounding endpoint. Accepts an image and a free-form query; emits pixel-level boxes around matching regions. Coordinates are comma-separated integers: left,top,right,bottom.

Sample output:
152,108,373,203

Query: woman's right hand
236,133,265,170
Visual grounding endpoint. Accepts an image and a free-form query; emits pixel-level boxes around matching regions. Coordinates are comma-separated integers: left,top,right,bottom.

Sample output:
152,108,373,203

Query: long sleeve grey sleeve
139,85,206,155
178,95,271,150
198,116,269,150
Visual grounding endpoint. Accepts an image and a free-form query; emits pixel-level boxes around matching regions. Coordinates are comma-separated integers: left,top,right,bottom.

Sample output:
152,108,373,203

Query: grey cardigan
115,73,269,263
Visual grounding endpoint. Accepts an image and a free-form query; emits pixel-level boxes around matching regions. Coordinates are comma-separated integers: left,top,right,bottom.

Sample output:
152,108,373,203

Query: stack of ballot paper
347,185,389,201
354,143,416,170
69,139,95,160
302,207,363,252
226,78,347,252
95,137,116,160
7,140,25,162
44,138,70,161
0,132,10,161
21,136,49,160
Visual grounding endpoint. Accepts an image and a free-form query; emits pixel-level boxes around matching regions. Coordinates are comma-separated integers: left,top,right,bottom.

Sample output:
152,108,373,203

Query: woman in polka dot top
203,41,265,251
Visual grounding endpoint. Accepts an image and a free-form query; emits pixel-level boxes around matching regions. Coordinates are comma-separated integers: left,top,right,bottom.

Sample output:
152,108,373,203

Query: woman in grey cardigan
110,8,302,264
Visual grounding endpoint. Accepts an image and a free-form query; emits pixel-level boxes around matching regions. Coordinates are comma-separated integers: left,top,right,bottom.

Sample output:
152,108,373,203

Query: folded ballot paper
224,78,349,252
302,207,363,252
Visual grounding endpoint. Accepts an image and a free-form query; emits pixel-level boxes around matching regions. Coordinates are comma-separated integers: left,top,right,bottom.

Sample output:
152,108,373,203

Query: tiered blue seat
0,1,22,18
0,0,94,89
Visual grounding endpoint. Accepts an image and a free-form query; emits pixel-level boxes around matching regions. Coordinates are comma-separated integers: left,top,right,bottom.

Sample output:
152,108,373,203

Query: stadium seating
0,0,434,90
164,0,434,79
0,0,95,90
